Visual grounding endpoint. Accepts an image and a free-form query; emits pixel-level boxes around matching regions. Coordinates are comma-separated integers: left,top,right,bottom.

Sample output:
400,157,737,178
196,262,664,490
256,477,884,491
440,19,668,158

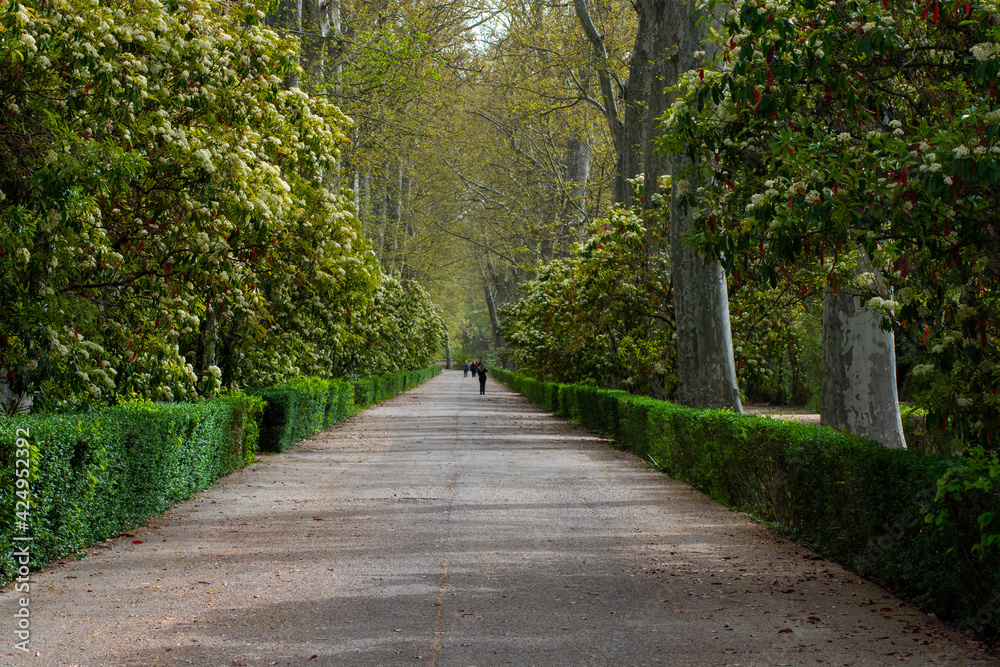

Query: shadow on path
1,371,991,666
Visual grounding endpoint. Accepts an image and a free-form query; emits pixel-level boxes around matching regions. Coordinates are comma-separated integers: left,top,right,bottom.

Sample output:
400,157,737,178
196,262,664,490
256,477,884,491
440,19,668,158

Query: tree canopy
1,0,443,411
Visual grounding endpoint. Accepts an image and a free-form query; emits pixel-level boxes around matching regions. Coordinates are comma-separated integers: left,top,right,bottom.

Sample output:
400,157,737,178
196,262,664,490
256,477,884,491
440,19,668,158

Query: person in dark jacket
462,361,469,377
477,362,487,395
470,361,478,378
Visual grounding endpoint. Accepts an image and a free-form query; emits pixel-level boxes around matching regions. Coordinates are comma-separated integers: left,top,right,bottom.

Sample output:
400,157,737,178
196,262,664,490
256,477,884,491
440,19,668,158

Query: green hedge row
250,378,354,453
0,394,262,585
492,367,1000,637
352,366,442,410
0,365,442,585
252,366,442,451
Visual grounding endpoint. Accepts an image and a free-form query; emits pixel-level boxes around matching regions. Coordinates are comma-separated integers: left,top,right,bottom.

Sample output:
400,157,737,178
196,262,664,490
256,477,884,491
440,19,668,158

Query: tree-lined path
2,372,992,666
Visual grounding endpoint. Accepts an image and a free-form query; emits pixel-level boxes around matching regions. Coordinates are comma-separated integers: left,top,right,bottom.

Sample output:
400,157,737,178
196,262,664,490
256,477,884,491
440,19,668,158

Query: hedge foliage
492,367,1000,637
252,366,441,451
0,365,442,585
352,366,442,410
0,394,262,584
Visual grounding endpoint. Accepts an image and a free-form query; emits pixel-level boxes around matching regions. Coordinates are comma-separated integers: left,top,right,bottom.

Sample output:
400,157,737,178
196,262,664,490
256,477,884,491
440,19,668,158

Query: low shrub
0,366,442,586
0,394,262,585
493,368,1000,638
325,380,355,427
250,377,330,453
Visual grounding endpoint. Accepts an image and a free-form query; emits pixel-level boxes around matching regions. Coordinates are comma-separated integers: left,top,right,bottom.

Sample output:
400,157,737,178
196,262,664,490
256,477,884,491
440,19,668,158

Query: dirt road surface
2,371,995,666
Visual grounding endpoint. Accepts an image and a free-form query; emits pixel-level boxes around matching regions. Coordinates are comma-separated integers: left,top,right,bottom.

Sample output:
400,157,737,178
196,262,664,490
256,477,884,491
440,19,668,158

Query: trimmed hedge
0,365,442,586
252,367,442,452
352,366,442,411
492,367,1000,637
250,377,332,453
0,394,262,585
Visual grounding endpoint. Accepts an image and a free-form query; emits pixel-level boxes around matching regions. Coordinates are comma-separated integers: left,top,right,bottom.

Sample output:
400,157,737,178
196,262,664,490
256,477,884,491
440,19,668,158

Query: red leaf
933,2,939,21
132,540,143,544
779,628,793,633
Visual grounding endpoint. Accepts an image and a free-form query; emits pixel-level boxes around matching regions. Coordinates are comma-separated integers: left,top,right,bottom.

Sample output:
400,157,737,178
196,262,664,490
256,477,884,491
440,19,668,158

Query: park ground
1,371,996,666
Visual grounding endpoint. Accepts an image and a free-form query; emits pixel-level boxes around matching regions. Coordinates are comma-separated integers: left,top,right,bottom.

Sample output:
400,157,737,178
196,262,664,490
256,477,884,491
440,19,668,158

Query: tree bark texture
671,236,743,410
633,0,742,411
821,288,906,449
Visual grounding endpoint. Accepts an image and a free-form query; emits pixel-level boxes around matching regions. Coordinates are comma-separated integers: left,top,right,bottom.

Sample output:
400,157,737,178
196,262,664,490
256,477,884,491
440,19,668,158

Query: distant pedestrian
477,362,487,395
462,361,469,377
470,361,478,378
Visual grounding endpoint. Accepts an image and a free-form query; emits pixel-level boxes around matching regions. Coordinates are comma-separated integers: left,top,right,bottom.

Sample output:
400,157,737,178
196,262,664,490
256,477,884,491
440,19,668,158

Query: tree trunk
573,0,639,207
444,331,452,370
671,243,743,410
619,1,656,208
267,0,302,88
821,288,906,448
564,134,592,238
633,0,742,411
483,283,506,353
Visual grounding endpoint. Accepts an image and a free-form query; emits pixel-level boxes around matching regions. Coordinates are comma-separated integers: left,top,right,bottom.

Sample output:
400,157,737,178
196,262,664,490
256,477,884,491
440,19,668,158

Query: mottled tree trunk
671,225,743,410
821,288,906,448
632,0,742,411
563,135,592,240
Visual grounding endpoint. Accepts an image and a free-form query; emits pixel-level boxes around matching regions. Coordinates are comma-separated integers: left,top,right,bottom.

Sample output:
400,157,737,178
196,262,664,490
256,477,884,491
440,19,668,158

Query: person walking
462,360,469,378
477,361,488,395
470,361,478,379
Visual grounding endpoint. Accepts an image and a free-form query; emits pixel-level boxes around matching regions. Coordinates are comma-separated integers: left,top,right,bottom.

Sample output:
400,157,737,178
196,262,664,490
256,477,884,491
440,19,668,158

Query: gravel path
2,371,995,666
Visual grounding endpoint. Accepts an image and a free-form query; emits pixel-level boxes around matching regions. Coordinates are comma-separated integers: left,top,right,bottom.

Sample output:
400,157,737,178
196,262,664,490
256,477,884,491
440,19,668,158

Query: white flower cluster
970,42,1000,61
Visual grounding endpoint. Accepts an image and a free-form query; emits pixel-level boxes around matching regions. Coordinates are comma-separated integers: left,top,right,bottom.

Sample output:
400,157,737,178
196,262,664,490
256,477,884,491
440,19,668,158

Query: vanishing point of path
2,372,995,667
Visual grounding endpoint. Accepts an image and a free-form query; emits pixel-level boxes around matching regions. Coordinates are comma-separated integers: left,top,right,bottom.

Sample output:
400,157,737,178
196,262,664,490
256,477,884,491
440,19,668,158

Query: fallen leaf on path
309,656,318,661
313,517,324,521
778,628,793,634
132,540,143,544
